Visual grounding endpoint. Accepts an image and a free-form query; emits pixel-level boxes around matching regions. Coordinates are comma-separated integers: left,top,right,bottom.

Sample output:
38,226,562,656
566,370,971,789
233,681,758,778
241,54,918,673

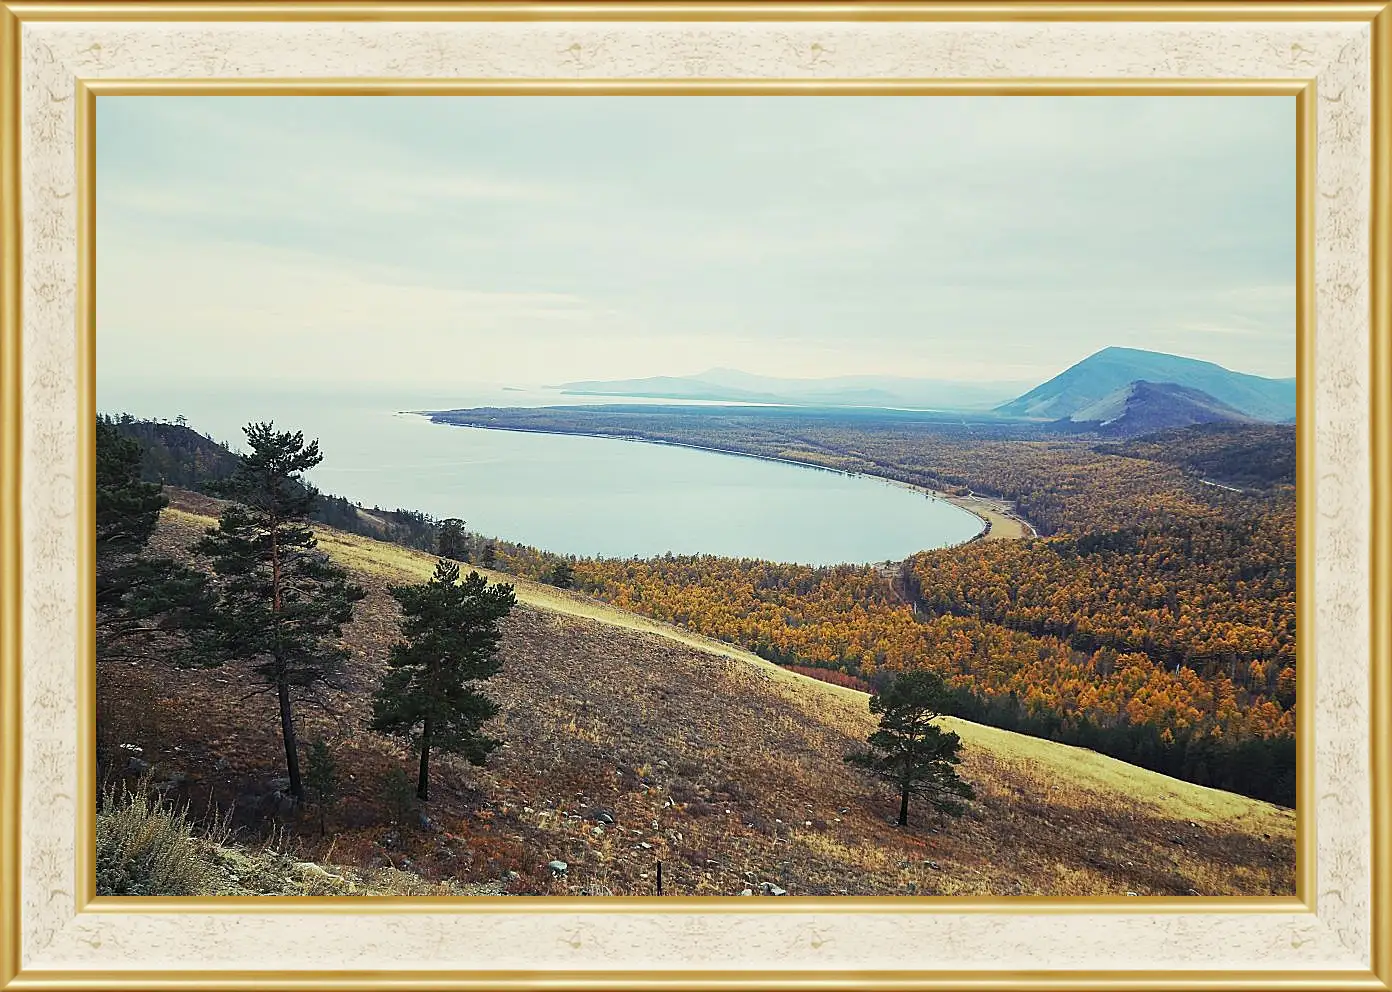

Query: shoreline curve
414,412,1037,546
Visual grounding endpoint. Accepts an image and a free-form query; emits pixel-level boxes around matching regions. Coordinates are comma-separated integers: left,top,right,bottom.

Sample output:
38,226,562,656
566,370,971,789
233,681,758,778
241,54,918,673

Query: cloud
97,95,1297,385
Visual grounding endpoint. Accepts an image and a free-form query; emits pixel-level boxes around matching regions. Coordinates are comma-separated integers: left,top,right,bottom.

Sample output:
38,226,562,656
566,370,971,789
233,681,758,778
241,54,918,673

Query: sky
96,95,1296,390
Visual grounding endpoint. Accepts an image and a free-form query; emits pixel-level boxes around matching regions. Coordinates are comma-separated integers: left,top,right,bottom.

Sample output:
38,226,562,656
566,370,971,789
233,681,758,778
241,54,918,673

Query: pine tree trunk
278,677,303,801
270,519,303,801
417,715,433,802
898,784,910,827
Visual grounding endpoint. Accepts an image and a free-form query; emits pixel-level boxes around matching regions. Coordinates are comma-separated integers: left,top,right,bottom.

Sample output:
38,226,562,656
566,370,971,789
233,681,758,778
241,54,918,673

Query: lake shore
418,412,1038,545
928,489,1036,541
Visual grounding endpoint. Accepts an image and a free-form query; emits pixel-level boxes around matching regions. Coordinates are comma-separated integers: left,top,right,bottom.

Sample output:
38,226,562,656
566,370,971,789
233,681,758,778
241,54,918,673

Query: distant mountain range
560,347,1297,429
996,346,1296,423
560,367,1025,411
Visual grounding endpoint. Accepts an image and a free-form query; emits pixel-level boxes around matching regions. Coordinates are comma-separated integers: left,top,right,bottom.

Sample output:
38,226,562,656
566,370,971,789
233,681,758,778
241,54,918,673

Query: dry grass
96,775,224,896
98,496,1296,898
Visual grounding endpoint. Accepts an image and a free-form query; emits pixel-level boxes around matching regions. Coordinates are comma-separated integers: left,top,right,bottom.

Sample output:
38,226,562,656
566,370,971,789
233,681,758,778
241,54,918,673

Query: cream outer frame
1,3,1387,988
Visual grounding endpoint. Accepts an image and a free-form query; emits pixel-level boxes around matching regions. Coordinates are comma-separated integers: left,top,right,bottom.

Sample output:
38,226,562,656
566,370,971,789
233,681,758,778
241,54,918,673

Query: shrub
305,738,340,835
96,777,216,896
382,767,418,825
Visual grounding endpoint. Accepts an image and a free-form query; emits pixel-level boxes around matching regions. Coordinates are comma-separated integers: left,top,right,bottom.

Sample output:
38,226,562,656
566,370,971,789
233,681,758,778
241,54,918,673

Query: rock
125,757,151,775
548,860,568,874
923,860,940,870
639,842,652,850
760,882,788,896
739,888,754,896
269,777,292,792
592,809,615,824
1125,891,1139,897
269,791,296,815
214,758,231,772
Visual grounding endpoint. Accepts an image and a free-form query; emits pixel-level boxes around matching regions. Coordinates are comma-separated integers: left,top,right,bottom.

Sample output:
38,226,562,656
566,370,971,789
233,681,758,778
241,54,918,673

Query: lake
98,379,985,565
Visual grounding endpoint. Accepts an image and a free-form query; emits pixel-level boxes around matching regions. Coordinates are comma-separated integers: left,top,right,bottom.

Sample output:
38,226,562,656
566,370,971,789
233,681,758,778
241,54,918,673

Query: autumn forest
437,410,1298,807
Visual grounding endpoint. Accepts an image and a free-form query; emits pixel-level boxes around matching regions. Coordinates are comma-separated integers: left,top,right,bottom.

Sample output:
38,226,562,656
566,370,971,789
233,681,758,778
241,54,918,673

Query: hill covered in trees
103,414,444,551
97,406,1298,897
420,407,1297,807
98,490,1294,897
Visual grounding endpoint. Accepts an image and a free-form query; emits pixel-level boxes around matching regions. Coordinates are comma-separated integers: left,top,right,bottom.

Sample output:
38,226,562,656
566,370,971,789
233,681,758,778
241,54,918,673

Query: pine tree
548,559,575,589
437,518,468,562
845,669,973,827
371,559,516,801
97,416,166,558
95,417,212,663
190,422,364,803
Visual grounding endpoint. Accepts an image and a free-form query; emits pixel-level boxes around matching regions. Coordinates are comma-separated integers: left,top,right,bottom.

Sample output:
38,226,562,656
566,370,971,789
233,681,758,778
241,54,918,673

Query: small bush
96,777,216,896
305,738,340,835
382,767,418,825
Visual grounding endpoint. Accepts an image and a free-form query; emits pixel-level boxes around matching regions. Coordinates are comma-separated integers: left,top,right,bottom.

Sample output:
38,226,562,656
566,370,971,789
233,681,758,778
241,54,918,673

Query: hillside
1065,380,1255,437
96,490,1295,897
104,416,443,552
996,347,1296,423
1102,423,1298,491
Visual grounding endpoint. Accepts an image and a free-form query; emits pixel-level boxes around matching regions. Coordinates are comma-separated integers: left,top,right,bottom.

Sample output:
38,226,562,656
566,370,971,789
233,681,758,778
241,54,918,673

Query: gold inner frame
0,1,1385,987
74,76,1315,915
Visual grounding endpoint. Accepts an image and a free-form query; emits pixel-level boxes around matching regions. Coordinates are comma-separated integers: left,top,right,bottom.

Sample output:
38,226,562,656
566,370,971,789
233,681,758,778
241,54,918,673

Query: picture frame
1,0,1387,988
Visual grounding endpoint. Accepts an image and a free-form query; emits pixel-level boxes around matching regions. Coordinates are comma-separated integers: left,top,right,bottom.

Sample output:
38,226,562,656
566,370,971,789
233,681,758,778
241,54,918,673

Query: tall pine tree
371,559,516,801
95,417,212,663
845,670,974,827
191,422,364,802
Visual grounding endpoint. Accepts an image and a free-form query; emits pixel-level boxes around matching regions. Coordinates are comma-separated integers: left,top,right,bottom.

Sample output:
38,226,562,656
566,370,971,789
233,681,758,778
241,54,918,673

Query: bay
98,378,984,565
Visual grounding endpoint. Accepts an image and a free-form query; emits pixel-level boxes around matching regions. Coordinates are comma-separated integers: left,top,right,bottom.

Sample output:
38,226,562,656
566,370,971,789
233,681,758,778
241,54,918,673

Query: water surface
99,379,983,565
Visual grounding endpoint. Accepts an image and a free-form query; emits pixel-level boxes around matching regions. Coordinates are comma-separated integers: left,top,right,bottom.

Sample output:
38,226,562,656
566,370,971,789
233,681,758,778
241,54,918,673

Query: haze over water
99,379,984,565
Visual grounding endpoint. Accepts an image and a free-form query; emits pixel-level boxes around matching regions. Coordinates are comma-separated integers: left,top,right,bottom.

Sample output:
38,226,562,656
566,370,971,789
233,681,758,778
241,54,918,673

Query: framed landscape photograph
1,1,1388,990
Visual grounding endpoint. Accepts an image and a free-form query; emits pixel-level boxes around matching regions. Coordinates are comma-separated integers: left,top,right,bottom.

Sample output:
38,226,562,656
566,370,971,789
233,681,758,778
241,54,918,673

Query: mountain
996,347,1296,422
561,368,1026,411
1065,380,1255,437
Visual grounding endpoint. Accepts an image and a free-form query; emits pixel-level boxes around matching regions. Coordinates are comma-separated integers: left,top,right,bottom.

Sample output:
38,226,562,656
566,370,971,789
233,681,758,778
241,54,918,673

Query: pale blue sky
97,95,1295,388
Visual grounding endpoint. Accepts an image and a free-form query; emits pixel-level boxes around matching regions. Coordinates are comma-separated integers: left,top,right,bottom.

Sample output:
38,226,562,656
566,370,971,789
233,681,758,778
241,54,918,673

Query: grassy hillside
96,491,1295,897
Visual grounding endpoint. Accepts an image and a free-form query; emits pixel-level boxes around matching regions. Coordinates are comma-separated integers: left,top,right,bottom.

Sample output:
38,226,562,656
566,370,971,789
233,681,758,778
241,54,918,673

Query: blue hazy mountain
995,347,1296,422
1064,379,1256,437
560,368,1026,411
